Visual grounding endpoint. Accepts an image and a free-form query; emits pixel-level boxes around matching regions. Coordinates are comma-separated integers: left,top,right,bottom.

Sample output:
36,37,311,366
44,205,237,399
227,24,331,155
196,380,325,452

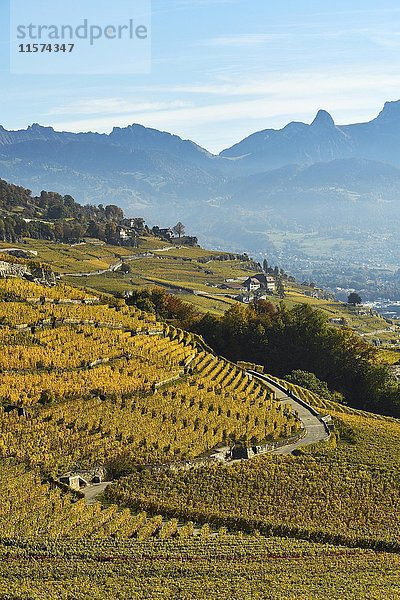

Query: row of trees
262,259,290,280
0,215,136,246
192,301,399,416
0,179,125,224
0,178,137,245
124,288,196,326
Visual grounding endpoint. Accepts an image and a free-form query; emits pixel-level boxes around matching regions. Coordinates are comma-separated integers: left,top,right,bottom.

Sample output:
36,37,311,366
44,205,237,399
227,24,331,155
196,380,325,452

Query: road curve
248,372,330,455
77,372,332,504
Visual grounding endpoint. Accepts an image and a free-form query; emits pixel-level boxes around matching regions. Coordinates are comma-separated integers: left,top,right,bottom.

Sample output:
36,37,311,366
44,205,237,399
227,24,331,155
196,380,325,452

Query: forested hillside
0,178,135,244
194,302,400,416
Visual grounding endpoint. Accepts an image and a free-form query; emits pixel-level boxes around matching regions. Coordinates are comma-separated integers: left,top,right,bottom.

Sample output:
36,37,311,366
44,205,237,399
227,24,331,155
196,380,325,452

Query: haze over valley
1,101,399,300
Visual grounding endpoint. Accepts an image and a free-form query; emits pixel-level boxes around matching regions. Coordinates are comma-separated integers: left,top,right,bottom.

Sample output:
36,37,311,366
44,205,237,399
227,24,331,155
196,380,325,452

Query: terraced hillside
0,537,399,600
107,385,400,552
1,237,395,342
0,269,399,598
0,273,298,505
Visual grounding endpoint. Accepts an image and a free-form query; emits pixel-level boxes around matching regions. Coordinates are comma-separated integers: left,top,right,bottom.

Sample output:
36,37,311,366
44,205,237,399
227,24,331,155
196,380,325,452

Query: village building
219,282,245,292
243,273,276,294
244,277,262,292
117,225,139,247
231,444,266,459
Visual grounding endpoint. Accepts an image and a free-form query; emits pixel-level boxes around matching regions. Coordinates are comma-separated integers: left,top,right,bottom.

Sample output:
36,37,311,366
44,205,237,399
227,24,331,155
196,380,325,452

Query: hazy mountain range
0,101,399,282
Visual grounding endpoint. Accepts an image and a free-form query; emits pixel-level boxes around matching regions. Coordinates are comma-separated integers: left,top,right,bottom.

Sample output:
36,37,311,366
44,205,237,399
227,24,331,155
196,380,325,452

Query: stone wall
0,260,57,285
0,260,30,278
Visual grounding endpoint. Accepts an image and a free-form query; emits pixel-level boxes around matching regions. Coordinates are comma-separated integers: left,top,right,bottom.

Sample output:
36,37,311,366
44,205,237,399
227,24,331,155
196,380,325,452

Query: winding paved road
80,371,331,505
248,372,330,454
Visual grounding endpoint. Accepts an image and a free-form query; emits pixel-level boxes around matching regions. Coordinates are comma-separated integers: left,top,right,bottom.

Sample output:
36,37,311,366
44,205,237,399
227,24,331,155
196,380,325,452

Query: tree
46,204,65,220
124,287,196,326
105,222,118,245
276,277,285,299
348,292,362,306
120,263,131,274
88,221,106,241
263,259,268,273
70,223,84,242
173,222,185,238
105,205,124,222
285,370,344,403
54,222,64,242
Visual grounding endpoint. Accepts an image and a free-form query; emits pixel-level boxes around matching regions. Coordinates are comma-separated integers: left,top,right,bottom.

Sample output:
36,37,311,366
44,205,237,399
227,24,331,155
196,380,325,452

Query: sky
1,0,400,152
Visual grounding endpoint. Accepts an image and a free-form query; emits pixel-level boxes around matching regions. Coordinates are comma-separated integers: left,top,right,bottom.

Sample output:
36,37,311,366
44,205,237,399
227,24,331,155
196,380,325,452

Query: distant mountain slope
221,110,354,172
0,123,106,146
0,122,225,173
224,159,400,232
0,123,231,216
231,158,400,200
0,102,399,270
221,100,400,173
2,101,400,206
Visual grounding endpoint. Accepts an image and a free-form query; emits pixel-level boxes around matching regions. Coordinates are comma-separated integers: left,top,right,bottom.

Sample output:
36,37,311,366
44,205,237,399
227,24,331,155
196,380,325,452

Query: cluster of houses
152,226,198,247
116,222,198,248
220,273,277,303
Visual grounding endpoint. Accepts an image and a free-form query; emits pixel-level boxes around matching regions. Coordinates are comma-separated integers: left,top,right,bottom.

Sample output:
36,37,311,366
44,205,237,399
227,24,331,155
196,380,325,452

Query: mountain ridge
2,100,400,176
0,101,399,273
221,100,400,171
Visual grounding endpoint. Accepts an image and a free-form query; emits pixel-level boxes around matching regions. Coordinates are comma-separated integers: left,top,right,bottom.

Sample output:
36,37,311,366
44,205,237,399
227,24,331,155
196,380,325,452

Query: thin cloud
312,7,400,17
368,32,400,50
176,0,237,5
47,75,400,153
134,70,400,98
48,94,381,136
152,0,237,14
47,99,190,117
203,33,288,47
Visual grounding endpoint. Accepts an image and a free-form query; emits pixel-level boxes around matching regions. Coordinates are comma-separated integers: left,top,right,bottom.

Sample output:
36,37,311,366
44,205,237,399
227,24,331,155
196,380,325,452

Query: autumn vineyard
0,262,399,598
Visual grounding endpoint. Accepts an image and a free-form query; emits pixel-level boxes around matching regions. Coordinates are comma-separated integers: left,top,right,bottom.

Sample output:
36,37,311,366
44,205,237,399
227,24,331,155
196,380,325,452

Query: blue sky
1,0,400,152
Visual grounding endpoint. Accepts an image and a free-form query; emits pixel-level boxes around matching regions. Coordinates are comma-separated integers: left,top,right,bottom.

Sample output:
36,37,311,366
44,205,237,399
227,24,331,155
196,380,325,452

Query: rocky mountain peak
310,109,335,129
376,100,400,122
